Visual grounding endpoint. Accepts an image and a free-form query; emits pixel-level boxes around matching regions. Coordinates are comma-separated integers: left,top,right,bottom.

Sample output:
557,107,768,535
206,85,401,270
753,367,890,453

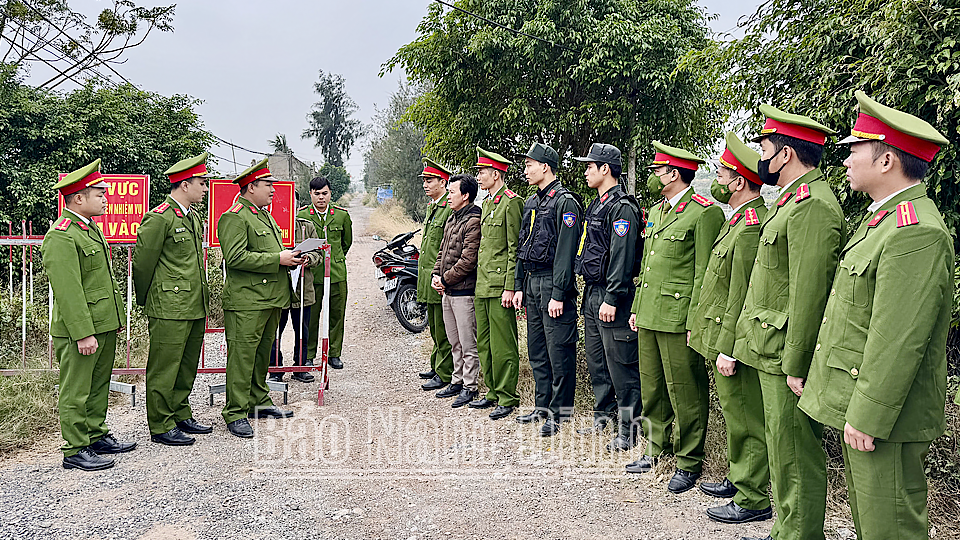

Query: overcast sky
28,1,761,178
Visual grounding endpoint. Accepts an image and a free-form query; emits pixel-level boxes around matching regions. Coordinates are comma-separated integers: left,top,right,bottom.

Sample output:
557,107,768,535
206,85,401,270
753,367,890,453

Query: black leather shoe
468,397,497,409
452,389,478,408
436,383,462,398
421,375,447,391
268,373,285,382
576,418,609,435
625,455,658,474
176,418,213,434
62,448,114,471
89,434,136,454
700,477,737,498
515,410,547,424
248,407,294,419
292,371,315,383
328,357,343,369
151,427,195,446
707,501,773,524
489,405,515,420
303,359,314,367
227,418,254,438
418,369,436,380
667,469,702,494
540,419,561,437
606,435,635,452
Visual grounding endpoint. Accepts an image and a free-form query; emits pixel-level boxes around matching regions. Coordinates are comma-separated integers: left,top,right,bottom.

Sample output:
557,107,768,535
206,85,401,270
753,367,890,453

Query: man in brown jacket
432,174,483,408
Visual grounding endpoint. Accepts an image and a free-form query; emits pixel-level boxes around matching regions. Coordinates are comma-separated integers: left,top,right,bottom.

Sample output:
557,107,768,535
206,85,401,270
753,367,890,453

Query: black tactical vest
575,186,625,284
517,184,573,268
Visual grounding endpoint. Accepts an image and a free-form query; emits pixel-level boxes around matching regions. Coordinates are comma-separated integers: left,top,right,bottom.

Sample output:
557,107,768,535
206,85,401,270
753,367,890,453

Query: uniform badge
175,227,186,233
675,202,688,213
692,194,713,207
228,203,243,213
795,183,811,203
867,210,890,227
744,208,760,226
548,189,556,197
600,192,609,203
309,207,316,215
173,208,183,218
896,201,919,227
729,213,742,226
777,191,794,206
153,202,170,214
563,212,576,228
493,195,502,204
329,208,335,216
248,206,258,214
54,218,71,231
504,189,517,198
646,221,654,229
613,219,630,237
77,221,89,231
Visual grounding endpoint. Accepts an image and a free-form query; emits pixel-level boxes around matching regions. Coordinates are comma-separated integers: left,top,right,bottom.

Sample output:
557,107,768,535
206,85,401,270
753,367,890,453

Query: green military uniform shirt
417,193,453,304
733,169,846,377
689,197,766,359
133,195,210,319
476,184,523,297
799,184,952,441
297,204,352,284
43,211,124,339
631,188,725,331
218,196,292,310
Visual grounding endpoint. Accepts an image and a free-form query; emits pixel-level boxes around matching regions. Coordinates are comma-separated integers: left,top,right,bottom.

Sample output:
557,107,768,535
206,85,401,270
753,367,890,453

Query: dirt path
0,200,773,540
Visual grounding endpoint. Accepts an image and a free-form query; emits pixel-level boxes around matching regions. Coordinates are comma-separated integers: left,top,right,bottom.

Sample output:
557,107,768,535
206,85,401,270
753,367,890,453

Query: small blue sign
613,219,630,237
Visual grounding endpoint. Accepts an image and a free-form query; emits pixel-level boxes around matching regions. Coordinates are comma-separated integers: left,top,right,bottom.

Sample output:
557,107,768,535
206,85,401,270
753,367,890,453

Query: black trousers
523,271,578,418
270,305,312,367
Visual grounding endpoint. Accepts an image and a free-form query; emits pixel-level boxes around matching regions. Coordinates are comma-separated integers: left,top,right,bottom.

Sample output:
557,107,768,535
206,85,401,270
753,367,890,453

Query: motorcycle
372,230,428,333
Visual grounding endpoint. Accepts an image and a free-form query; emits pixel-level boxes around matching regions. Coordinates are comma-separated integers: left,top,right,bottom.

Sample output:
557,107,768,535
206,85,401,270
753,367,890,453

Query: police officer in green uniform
732,106,845,540
133,152,212,446
687,134,772,522
218,158,300,438
468,147,523,420
416,159,456,393
799,91,953,540
300,176,352,370
43,159,136,470
511,143,582,436
574,143,642,451
626,141,724,494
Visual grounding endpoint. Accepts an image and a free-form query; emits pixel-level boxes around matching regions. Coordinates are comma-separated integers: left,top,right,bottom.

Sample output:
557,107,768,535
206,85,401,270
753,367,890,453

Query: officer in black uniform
512,143,583,437
574,143,642,451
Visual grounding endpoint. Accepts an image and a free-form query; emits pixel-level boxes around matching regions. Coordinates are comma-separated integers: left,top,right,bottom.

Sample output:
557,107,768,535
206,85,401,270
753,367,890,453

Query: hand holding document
292,238,326,253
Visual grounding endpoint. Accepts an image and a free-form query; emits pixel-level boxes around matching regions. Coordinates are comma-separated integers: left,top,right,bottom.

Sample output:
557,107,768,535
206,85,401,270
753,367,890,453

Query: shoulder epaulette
675,201,688,214
152,202,170,214
777,190,794,207
504,189,518,198
794,183,811,203
249,206,258,214
228,203,243,213
298,204,310,211
729,213,742,226
54,217,71,231
333,205,348,211
895,201,919,227
867,210,890,227
744,208,761,226
692,194,713,207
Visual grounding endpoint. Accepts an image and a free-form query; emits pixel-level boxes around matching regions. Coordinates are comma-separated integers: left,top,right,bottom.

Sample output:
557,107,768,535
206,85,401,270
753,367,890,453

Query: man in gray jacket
432,174,483,408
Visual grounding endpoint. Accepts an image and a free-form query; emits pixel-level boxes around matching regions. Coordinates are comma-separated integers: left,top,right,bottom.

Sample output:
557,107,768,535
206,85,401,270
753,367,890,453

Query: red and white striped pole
317,243,331,405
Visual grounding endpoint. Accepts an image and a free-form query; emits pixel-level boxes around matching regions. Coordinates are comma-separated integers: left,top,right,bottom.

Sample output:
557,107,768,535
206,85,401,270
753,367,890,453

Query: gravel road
0,200,774,540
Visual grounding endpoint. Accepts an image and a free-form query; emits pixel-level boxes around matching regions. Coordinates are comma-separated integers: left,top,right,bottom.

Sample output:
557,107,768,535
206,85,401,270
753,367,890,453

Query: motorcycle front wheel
391,282,428,333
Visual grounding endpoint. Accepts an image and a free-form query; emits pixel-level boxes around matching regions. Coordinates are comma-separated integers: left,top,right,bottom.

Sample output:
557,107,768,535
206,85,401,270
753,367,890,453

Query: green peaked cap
474,146,512,170
54,158,107,192
164,152,210,178
720,132,762,184
838,91,949,161
234,157,271,186
648,140,706,170
420,158,452,178
753,103,837,143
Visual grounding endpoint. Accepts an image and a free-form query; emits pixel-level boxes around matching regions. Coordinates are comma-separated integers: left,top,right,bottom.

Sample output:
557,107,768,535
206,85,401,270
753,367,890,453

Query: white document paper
292,238,326,253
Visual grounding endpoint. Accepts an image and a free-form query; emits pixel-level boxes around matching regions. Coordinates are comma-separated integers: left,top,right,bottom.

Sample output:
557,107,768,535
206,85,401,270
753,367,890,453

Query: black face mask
757,153,786,186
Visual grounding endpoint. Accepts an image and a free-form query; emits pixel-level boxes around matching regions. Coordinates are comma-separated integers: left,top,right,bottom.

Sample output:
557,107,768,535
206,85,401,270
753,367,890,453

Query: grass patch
366,200,421,248
0,370,59,453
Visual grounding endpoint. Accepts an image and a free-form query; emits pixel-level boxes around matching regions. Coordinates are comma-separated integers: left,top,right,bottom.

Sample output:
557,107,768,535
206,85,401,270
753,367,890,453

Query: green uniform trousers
758,370,826,540
427,302,453,383
638,328,709,472
307,280,347,361
583,285,639,436
713,360,770,510
54,330,116,457
223,308,280,423
146,317,205,435
524,271,578,418
475,296,520,407
842,439,932,540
